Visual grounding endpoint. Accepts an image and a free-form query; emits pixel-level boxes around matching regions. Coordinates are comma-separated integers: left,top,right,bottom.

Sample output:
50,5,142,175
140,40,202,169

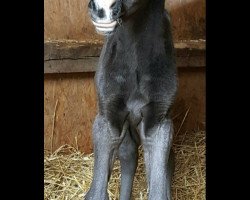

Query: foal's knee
139,102,172,135
92,114,129,150
138,115,174,151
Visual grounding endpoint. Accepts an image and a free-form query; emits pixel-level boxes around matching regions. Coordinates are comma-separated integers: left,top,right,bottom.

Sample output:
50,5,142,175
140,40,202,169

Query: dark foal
85,0,177,199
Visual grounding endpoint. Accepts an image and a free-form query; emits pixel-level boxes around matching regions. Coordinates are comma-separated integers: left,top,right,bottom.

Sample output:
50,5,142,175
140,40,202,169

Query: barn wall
44,0,205,41
172,68,205,133
44,67,205,153
44,73,97,153
44,0,206,153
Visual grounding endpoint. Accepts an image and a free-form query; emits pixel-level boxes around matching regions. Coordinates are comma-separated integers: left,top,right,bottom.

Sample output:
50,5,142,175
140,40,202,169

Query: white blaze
94,0,116,20
92,0,118,34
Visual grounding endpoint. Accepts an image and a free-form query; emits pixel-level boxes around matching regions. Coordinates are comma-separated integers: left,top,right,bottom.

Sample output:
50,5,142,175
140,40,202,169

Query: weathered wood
45,58,99,73
44,0,205,41
44,40,103,60
44,40,205,73
44,0,206,153
44,73,97,153
44,68,205,153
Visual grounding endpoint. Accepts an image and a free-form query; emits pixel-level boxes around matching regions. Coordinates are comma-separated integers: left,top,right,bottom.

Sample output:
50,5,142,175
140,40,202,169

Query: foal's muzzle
88,0,123,35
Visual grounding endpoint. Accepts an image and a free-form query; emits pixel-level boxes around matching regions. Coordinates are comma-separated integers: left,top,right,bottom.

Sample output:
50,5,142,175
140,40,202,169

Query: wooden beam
44,40,205,74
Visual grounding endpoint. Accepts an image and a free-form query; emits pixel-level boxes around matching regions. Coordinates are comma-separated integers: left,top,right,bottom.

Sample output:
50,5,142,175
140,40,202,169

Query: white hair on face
94,0,116,20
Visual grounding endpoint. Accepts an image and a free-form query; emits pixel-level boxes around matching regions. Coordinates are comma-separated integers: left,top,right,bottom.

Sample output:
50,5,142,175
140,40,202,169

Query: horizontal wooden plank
44,40,103,60
45,57,99,73
44,40,205,74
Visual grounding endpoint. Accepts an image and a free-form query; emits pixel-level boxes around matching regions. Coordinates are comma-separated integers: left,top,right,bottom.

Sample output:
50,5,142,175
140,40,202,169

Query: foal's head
88,0,149,35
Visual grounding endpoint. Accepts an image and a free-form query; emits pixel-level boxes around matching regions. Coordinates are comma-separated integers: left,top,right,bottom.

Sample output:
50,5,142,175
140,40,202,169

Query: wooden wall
44,0,206,153
44,67,205,153
44,73,97,153
44,0,205,41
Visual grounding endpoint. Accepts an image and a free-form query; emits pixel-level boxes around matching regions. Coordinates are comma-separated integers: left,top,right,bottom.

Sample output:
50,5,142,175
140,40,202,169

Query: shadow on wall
170,67,205,137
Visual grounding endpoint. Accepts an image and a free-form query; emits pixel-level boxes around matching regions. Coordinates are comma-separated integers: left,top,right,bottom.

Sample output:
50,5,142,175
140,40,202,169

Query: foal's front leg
85,114,127,200
118,128,139,200
139,116,174,200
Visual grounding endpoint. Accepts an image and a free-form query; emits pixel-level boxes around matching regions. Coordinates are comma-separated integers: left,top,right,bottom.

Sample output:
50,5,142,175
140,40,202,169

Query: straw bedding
44,130,205,200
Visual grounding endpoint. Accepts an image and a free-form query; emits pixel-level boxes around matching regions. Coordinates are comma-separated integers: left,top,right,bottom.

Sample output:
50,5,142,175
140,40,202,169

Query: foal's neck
112,1,166,44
